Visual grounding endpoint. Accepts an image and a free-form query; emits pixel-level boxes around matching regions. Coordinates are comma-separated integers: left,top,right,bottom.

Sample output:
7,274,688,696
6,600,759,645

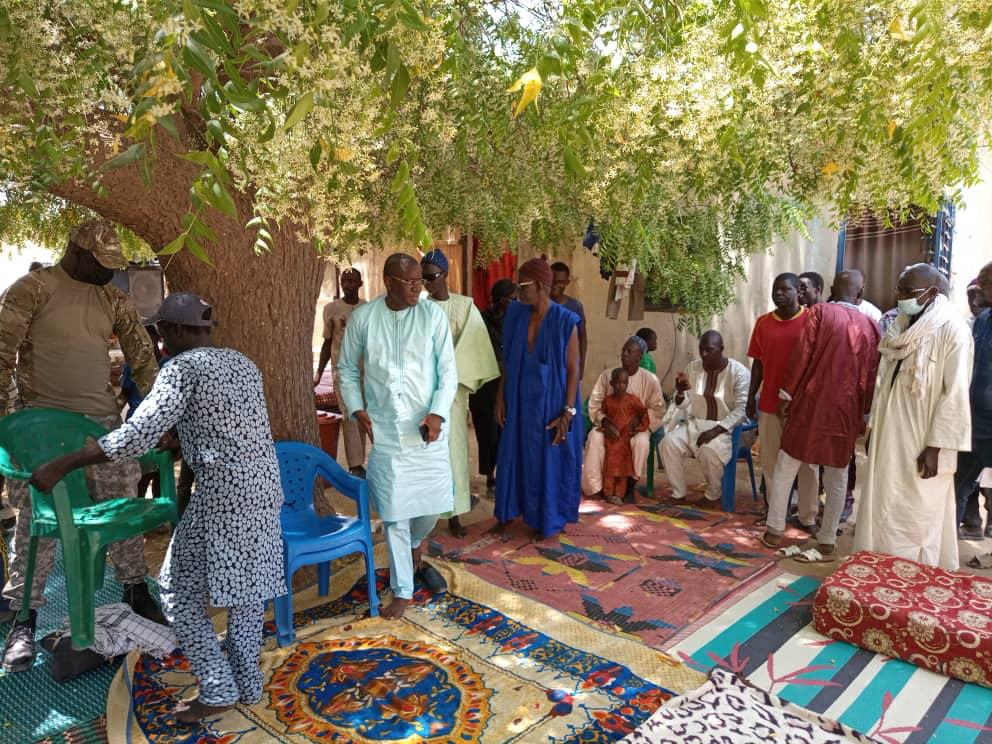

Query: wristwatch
563,406,577,417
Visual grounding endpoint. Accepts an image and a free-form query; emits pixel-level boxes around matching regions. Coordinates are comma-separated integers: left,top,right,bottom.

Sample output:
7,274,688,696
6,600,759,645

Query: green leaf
196,177,238,219
386,39,401,78
210,180,237,218
258,116,276,143
206,118,226,145
157,114,179,139
386,142,400,165
222,82,265,112
185,234,214,264
182,37,216,80
190,217,219,244
398,0,429,31
563,146,585,178
284,91,314,130
103,143,147,171
390,66,410,109
391,160,410,193
309,140,322,170
285,0,300,13
159,234,185,255
314,2,329,24
17,71,38,97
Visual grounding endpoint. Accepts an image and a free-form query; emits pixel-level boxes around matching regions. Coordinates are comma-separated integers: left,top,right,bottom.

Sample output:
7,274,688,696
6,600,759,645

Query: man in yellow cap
0,218,162,673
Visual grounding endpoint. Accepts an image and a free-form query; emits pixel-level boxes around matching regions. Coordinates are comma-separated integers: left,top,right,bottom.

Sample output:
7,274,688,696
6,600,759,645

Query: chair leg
16,537,38,622
646,446,655,496
273,589,295,647
317,562,330,597
65,544,97,649
746,453,758,501
364,545,380,618
721,461,735,513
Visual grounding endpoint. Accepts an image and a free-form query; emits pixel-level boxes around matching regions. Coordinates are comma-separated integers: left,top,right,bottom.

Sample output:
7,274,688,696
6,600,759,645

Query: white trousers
659,421,731,501
582,429,651,495
758,411,818,509
767,450,846,546
383,514,439,600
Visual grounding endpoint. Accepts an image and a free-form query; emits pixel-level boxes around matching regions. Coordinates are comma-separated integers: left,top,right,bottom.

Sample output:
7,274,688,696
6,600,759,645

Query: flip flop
777,545,803,557
967,554,992,569
758,533,781,549
793,548,836,564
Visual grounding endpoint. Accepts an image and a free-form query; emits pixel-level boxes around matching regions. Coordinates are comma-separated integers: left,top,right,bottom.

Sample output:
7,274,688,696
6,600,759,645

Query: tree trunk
50,130,322,444
164,231,322,443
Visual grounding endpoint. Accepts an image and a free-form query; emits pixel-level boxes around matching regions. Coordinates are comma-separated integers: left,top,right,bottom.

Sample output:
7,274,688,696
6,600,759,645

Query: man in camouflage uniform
0,219,163,673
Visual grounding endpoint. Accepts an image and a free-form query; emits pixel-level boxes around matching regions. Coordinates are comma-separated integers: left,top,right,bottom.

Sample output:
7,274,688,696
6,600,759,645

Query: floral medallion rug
107,556,704,743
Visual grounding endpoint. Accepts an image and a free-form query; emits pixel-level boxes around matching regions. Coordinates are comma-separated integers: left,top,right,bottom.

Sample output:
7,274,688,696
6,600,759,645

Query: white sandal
777,545,802,557
793,548,836,564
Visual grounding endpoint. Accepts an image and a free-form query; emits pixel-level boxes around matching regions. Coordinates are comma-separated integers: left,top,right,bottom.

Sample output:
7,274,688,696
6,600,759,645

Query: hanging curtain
472,241,517,309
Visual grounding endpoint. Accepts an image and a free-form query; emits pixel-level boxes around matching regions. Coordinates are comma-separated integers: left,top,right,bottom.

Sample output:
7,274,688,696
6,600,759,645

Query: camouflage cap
68,219,126,270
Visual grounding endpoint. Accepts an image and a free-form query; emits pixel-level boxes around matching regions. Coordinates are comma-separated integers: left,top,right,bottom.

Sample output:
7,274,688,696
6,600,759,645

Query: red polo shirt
746,307,807,415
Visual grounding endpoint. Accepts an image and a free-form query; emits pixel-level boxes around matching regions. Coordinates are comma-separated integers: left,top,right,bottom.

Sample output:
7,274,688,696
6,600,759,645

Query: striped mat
667,573,992,744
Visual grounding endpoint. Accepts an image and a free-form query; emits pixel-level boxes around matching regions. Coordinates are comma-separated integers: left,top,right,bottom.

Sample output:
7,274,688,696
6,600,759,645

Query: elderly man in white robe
582,336,665,503
338,253,457,619
660,331,750,502
854,264,973,569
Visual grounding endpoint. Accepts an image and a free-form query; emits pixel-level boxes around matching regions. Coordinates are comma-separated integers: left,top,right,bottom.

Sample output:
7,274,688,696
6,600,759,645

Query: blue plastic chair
272,442,379,646
720,419,759,512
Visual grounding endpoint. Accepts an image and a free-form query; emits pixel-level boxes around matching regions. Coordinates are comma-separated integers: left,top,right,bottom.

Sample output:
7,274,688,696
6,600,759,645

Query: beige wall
557,219,838,393
949,152,992,314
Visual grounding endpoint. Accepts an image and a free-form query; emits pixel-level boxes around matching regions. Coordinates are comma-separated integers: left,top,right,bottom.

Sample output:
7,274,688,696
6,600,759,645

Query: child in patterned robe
600,368,648,504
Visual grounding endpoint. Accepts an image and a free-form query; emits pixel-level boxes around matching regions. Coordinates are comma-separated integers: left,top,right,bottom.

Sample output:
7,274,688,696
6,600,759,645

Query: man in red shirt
745,273,816,525
759,271,881,557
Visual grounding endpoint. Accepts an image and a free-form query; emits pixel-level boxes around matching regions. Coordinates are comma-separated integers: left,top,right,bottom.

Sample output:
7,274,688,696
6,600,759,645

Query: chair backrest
0,408,108,514
274,441,369,522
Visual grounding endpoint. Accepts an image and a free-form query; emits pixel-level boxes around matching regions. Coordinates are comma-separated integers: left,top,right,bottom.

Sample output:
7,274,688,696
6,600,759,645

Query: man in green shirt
636,328,658,375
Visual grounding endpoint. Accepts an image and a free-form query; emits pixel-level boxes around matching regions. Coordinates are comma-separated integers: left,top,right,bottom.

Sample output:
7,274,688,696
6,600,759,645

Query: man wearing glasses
337,253,457,619
854,263,973,569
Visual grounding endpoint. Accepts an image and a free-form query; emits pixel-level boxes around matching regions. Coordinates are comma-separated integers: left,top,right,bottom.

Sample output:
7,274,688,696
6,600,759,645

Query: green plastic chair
0,408,177,649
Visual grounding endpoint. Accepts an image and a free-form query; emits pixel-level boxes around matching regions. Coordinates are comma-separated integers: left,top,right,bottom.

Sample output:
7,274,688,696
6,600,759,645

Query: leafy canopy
1,0,991,320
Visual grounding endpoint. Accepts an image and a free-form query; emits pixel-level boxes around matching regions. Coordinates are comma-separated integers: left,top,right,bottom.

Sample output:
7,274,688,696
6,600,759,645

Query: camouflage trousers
2,413,147,610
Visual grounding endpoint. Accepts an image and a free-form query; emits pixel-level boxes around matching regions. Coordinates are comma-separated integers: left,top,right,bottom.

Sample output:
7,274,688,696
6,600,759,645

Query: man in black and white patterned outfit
30,292,285,724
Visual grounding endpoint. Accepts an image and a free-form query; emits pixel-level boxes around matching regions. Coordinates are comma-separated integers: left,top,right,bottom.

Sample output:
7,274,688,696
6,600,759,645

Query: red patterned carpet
428,495,789,649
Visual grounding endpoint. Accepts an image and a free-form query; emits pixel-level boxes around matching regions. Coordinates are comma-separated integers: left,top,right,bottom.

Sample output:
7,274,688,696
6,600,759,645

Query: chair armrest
0,446,31,480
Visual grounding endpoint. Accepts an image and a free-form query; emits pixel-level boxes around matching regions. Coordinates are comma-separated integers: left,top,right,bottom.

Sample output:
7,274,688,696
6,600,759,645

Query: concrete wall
949,153,992,313
555,219,838,393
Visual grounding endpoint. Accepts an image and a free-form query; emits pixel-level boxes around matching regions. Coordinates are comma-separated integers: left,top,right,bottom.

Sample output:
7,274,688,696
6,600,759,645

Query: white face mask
897,287,934,316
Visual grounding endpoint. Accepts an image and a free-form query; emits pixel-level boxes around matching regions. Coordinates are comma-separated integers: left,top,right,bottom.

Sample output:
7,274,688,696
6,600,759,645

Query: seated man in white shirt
660,331,750,502
582,336,665,503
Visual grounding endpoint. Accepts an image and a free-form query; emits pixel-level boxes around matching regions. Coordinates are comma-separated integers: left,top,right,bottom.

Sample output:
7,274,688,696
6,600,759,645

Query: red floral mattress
812,551,992,687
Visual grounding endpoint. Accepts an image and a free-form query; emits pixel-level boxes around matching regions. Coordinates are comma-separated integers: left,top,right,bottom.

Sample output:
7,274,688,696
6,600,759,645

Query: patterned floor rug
667,572,992,744
0,539,160,743
427,497,785,648
109,557,705,743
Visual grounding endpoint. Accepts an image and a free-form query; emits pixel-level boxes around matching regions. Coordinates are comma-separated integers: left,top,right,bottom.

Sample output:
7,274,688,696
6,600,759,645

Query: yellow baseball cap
69,219,126,270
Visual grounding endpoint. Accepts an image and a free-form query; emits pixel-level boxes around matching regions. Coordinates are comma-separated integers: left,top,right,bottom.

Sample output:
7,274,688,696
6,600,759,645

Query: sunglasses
387,274,423,289
422,271,444,282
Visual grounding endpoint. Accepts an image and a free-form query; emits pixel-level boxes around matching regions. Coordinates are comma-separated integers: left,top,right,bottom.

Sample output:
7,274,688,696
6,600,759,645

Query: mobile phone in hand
419,423,430,442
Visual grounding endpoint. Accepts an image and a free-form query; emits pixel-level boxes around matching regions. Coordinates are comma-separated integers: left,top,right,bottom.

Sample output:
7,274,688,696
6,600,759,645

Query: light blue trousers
383,515,439,599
